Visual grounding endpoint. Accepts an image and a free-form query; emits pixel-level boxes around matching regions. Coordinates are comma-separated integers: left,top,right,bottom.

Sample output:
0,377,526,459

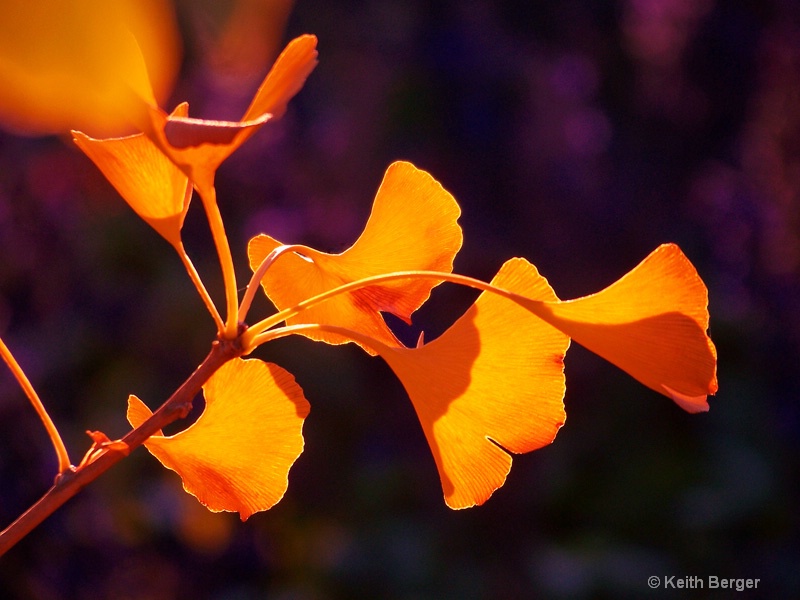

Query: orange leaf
72,104,191,248
248,161,463,352
242,33,320,122
147,34,318,194
526,244,717,412
127,358,310,520
0,0,179,136
365,258,568,509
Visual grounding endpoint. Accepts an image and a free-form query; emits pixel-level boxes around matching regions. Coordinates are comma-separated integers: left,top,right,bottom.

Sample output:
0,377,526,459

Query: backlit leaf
127,358,310,520
147,34,318,194
364,258,568,508
72,104,191,248
526,244,718,412
248,161,463,352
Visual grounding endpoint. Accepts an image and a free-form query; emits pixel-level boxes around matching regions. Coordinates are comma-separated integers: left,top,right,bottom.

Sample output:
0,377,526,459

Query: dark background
1,0,798,598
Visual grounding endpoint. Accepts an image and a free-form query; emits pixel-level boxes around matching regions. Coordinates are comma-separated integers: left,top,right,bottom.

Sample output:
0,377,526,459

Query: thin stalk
176,242,225,334
197,185,239,339
241,270,545,351
0,336,243,557
239,244,311,322
0,337,72,474
251,322,383,352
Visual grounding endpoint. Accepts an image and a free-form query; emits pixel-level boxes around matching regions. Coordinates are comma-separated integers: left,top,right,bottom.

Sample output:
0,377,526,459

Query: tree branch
0,335,244,557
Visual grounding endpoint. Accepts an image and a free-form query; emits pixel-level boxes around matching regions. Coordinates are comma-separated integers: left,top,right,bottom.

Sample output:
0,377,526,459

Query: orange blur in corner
0,0,181,137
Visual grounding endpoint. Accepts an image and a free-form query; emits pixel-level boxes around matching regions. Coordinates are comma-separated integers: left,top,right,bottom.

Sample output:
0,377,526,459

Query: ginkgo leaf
525,243,717,412
72,104,191,249
349,258,569,509
248,161,463,353
0,0,179,136
241,33,320,122
127,357,310,520
146,34,318,195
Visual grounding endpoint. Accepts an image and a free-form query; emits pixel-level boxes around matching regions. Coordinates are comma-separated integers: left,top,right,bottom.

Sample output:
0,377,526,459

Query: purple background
1,1,798,597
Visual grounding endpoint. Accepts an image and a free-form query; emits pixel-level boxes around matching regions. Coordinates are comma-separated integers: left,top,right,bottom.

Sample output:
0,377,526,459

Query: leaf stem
198,185,239,338
0,337,72,474
251,322,385,352
239,244,311,322
240,270,545,351
176,242,225,334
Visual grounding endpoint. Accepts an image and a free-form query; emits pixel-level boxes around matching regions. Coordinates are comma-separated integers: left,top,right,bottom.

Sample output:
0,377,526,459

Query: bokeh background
2,0,799,597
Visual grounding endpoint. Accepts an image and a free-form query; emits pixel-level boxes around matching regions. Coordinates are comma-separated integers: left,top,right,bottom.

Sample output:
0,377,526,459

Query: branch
0,335,244,557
